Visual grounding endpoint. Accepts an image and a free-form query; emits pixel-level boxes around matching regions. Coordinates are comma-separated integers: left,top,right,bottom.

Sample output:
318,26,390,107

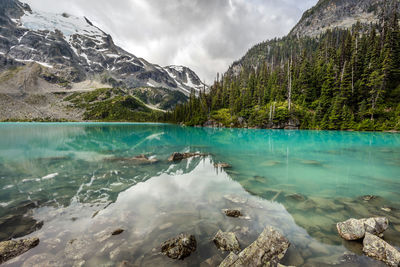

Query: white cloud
23,0,318,83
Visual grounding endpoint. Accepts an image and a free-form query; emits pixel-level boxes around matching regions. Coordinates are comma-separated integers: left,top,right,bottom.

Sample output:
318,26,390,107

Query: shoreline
0,120,399,133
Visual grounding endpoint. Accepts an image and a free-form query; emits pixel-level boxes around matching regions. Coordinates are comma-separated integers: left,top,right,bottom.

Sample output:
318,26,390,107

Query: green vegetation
170,9,400,131
132,87,188,110
64,88,166,122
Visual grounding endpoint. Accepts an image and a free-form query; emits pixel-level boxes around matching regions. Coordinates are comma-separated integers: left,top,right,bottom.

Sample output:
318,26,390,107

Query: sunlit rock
219,227,289,267
363,232,400,267
336,217,389,240
213,230,240,252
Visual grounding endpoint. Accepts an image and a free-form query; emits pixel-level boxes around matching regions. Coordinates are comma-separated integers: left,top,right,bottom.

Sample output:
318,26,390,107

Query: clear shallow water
0,123,399,266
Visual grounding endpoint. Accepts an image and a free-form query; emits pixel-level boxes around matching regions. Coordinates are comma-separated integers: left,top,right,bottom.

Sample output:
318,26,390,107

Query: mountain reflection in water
0,123,399,266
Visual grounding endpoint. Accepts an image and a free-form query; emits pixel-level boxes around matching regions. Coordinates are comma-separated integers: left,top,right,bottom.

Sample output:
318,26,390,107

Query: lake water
0,123,399,266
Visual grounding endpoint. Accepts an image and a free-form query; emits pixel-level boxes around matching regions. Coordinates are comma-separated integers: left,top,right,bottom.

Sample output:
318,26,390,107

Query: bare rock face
219,227,290,267
213,230,240,252
168,152,204,162
161,233,196,260
336,217,388,240
363,233,400,267
0,237,39,264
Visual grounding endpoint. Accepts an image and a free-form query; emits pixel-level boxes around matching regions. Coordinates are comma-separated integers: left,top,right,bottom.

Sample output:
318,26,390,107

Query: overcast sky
24,0,318,83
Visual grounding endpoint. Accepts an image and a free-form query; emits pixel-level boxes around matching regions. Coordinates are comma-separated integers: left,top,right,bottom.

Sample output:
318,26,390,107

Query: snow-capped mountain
164,65,207,94
0,0,207,95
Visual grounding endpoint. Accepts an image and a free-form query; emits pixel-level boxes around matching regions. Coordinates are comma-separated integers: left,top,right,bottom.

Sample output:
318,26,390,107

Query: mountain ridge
0,0,207,95
170,0,400,131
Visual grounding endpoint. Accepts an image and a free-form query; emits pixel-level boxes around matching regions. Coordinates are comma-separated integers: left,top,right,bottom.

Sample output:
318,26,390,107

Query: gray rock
161,233,196,260
363,232,400,267
336,217,389,240
213,230,240,252
0,237,39,264
219,226,290,267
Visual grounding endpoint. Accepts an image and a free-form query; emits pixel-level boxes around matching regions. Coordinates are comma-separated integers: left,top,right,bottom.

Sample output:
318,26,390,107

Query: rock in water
224,209,242,218
0,237,39,264
133,155,158,164
168,152,204,162
219,227,290,267
111,229,124,235
336,217,388,240
363,233,400,267
213,230,240,252
214,163,232,168
161,233,196,260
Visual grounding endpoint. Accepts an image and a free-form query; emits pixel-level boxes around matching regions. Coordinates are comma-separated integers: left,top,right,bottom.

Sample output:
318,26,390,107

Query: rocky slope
228,0,395,76
290,0,385,37
0,0,208,120
0,0,206,95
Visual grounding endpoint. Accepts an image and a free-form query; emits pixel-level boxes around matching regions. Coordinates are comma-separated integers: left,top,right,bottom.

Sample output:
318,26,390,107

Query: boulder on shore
213,230,240,252
219,227,290,267
161,233,196,260
336,217,388,240
168,152,205,162
0,237,39,264
363,232,400,267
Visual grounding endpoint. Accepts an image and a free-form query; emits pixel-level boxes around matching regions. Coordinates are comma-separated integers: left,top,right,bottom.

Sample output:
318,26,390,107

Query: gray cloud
24,0,317,83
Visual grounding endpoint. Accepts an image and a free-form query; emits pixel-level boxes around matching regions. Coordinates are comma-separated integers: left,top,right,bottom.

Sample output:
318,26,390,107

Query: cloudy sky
25,0,318,83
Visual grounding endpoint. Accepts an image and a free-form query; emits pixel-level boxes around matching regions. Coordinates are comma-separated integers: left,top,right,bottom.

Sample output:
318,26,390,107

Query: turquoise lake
0,123,399,266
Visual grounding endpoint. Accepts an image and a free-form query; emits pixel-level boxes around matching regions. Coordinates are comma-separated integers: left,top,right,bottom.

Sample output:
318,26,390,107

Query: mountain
0,0,208,121
290,0,383,37
0,0,207,95
171,0,400,131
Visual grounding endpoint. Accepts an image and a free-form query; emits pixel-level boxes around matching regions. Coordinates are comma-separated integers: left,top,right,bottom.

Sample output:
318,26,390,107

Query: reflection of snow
42,172,59,180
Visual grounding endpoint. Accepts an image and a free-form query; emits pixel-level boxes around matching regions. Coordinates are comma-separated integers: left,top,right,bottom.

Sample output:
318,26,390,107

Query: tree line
168,6,400,131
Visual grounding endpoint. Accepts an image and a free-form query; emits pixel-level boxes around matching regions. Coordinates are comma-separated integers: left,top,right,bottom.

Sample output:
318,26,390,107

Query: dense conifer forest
169,9,400,131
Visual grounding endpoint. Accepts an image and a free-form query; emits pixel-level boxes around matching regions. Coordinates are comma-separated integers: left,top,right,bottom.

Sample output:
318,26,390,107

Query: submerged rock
0,237,39,264
168,152,205,162
105,155,158,164
132,154,158,164
223,194,247,204
111,229,124,236
161,233,196,260
336,217,389,240
213,230,240,252
224,209,242,218
363,232,400,267
219,227,290,267
361,195,377,202
285,193,306,202
214,163,232,168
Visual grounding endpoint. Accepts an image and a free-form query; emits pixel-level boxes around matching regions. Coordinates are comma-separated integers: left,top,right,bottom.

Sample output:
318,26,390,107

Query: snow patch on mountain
20,10,104,38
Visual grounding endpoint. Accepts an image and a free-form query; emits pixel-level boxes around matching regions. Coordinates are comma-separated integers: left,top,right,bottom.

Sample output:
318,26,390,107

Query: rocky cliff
290,0,386,37
0,0,206,96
